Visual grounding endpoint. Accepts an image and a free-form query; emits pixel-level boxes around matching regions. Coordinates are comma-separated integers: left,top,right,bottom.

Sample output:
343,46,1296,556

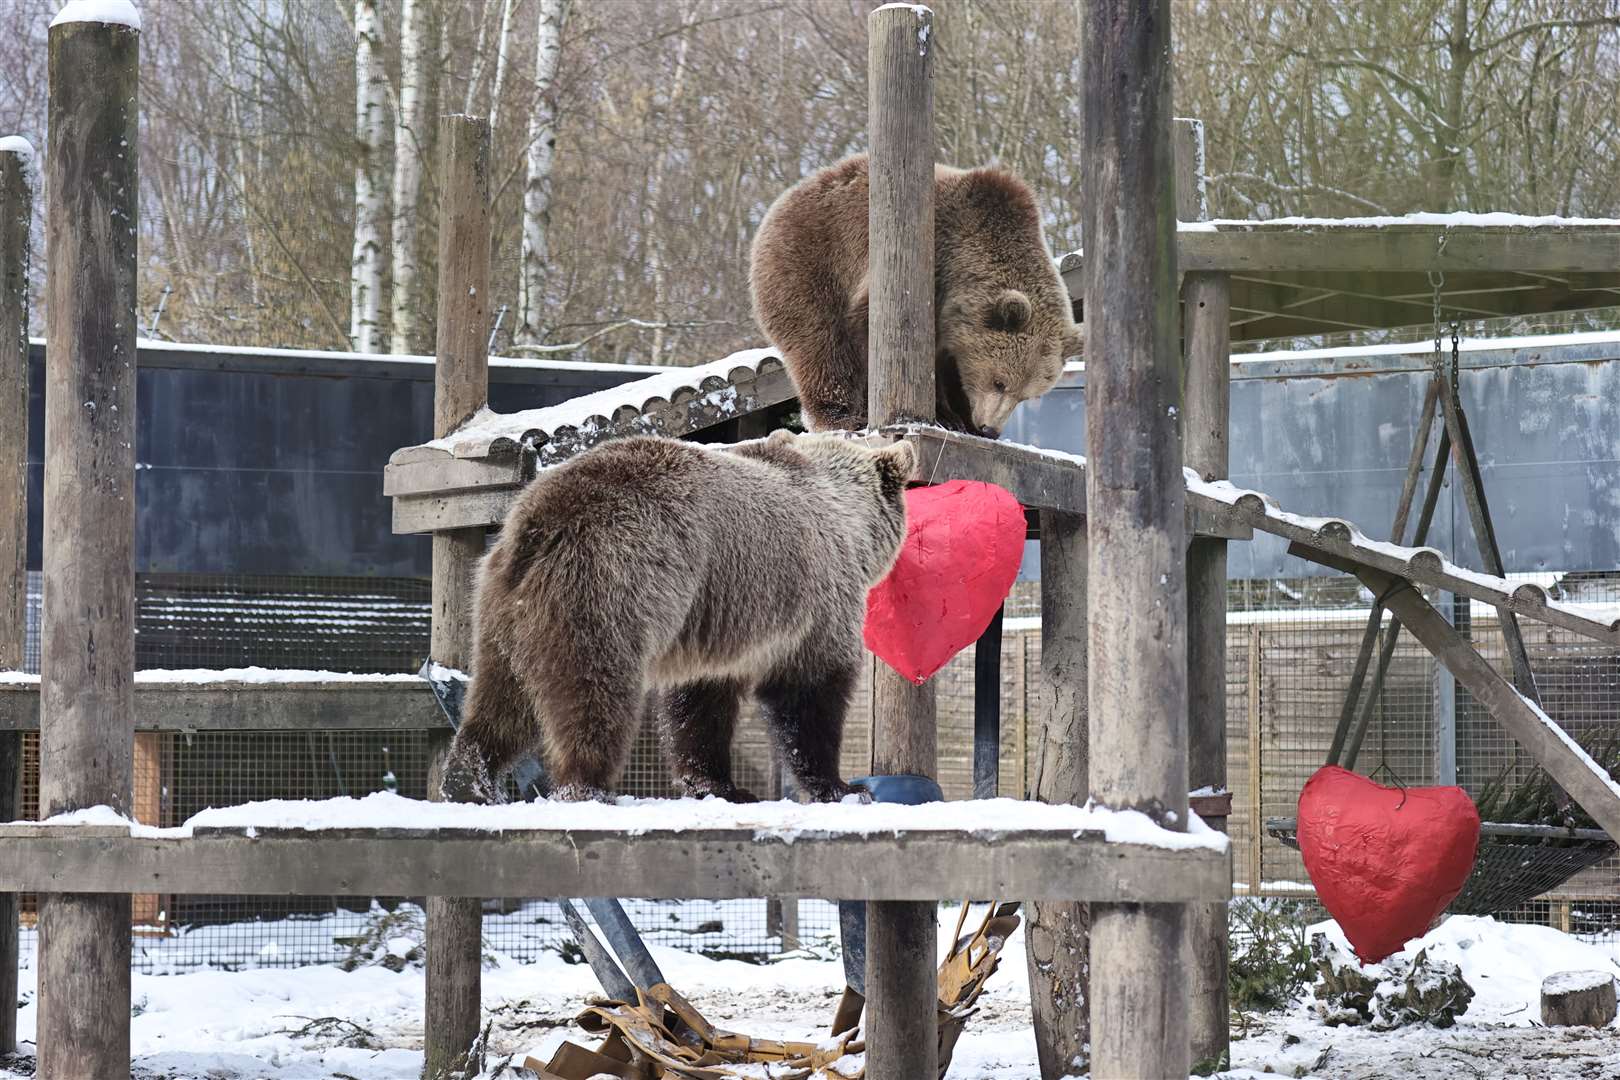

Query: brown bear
440,430,917,804
749,153,1083,437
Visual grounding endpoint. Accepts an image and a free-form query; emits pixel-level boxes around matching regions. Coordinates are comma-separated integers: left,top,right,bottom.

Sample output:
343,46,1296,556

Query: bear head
765,430,916,584
935,167,1085,439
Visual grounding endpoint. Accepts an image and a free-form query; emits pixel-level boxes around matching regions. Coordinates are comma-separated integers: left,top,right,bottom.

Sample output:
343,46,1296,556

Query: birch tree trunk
389,0,431,354
487,0,518,138
514,0,568,348
349,0,385,354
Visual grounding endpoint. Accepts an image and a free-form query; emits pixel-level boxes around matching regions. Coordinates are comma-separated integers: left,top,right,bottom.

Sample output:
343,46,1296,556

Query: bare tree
514,0,569,348
389,0,432,354
349,0,386,353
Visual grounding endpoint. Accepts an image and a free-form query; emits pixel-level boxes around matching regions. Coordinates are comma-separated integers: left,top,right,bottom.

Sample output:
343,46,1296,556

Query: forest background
3,0,1617,362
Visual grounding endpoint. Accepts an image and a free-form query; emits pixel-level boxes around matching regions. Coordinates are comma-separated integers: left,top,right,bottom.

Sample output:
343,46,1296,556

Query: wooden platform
0,822,1229,902
1061,217,1620,342
0,677,446,732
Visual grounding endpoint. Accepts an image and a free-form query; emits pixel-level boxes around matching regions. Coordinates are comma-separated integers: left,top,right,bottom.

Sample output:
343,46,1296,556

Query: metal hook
1369,762,1410,810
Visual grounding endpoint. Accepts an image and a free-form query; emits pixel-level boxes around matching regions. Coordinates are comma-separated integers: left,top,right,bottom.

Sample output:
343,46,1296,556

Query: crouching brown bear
440,430,916,804
750,153,1083,437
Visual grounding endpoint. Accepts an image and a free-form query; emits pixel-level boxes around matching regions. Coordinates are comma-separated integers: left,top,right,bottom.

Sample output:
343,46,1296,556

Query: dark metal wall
1007,334,1620,579
23,343,651,577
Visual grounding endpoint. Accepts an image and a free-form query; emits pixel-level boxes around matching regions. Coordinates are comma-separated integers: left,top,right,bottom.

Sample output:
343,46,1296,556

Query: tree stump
1541,971,1617,1027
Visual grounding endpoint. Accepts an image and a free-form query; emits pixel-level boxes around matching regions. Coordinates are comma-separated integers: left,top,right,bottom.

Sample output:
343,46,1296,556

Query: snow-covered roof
399,346,789,463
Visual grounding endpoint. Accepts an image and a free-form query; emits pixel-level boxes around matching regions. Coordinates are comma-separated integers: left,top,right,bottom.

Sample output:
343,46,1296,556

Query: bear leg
532,662,646,802
659,678,757,802
757,660,860,803
441,641,538,805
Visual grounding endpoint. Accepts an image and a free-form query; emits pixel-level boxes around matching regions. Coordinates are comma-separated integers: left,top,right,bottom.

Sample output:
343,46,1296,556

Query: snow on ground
4,913,1620,1078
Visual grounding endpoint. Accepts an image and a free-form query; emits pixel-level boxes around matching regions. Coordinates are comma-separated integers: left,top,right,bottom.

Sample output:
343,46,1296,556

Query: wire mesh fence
11,567,1620,974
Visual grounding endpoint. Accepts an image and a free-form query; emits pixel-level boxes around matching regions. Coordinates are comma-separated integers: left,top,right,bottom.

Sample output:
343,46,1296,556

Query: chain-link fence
12,567,1620,972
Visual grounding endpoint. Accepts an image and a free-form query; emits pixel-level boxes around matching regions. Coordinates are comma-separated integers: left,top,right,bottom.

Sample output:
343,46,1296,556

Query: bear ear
986,289,1034,333
1061,321,1086,359
766,428,797,447
874,440,917,496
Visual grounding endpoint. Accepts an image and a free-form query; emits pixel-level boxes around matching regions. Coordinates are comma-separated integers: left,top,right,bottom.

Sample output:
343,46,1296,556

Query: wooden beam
1024,510,1091,1078
865,8,938,1078
1298,548,1620,842
1179,224,1620,274
1195,493,1620,646
0,827,1231,903
41,16,140,1079
383,449,524,498
1081,2,1191,1076
0,136,33,1058
1177,116,1232,1073
0,682,447,732
424,113,492,1080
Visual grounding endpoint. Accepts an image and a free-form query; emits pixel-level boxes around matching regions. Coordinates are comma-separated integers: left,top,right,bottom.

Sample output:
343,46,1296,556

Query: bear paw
676,778,760,804
438,742,507,806
800,778,871,804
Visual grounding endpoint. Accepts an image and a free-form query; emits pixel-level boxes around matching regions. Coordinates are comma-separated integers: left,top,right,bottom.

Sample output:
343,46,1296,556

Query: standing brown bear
750,153,1083,437
440,430,916,804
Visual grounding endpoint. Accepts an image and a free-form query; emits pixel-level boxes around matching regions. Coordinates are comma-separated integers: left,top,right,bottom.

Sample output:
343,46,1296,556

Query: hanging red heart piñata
863,480,1025,685
1297,765,1480,964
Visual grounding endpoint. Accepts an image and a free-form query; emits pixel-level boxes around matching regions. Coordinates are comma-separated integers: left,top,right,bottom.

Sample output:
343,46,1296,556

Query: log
1080,2,1191,1077
865,7,938,1079
423,114,492,1080
39,16,140,1078
1177,116,1232,1072
1540,971,1617,1027
0,136,33,1057
1024,509,1090,1078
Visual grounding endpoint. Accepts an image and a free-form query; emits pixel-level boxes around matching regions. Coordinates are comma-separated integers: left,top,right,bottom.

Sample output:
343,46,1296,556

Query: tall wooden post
38,14,140,1079
1177,117,1233,1071
1023,510,1090,1078
422,114,492,1080
1081,2,1191,1077
0,138,33,1059
865,6,938,1079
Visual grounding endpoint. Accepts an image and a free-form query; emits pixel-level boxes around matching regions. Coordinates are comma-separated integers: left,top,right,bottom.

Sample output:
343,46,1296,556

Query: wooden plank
425,114,492,1080
0,682,447,732
1196,493,1620,645
0,135,33,1058
382,450,523,498
1025,509,1091,1077
0,828,1231,903
1179,225,1620,275
866,8,938,1077
1305,551,1620,842
1082,2,1191,1076
1178,116,1232,1074
40,18,138,1079
393,488,515,534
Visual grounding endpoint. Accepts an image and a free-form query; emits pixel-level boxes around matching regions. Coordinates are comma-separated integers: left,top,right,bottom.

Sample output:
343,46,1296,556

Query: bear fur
749,153,1083,437
440,430,917,804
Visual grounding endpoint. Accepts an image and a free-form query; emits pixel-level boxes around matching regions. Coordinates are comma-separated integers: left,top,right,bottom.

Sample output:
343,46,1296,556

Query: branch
503,318,730,356
1210,172,1393,216
1475,16,1620,56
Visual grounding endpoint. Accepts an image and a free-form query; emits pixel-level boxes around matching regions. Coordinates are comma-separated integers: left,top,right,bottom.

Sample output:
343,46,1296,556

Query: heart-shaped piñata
863,480,1025,685
1297,765,1481,964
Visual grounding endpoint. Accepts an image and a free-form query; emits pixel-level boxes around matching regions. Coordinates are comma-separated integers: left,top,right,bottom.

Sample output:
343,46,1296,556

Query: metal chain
1428,268,1446,377
1450,319,1462,397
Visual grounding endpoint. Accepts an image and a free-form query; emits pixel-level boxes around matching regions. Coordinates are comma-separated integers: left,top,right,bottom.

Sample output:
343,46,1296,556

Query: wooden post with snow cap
1176,115,1233,1071
423,113,492,1080
0,135,33,1059
38,6,141,1077
1081,1,1192,1077
864,5,938,1079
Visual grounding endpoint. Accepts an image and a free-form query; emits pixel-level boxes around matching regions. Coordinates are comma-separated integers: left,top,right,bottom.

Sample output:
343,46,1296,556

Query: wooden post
972,607,1003,799
1023,510,1090,1078
1081,2,1191,1077
1177,116,1232,1071
423,114,491,1080
865,7,938,1079
0,138,33,1058
38,15,140,1078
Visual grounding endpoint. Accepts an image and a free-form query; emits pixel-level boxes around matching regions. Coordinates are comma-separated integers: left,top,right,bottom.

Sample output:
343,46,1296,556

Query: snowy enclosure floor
4,914,1620,1079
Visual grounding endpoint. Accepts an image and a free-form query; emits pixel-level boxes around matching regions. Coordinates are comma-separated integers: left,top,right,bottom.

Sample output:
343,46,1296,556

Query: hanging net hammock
1266,817,1615,916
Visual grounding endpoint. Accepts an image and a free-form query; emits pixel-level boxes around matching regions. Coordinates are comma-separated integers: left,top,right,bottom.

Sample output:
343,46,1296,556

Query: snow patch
50,0,141,29
1201,211,1620,228
1543,970,1616,995
20,790,1230,852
